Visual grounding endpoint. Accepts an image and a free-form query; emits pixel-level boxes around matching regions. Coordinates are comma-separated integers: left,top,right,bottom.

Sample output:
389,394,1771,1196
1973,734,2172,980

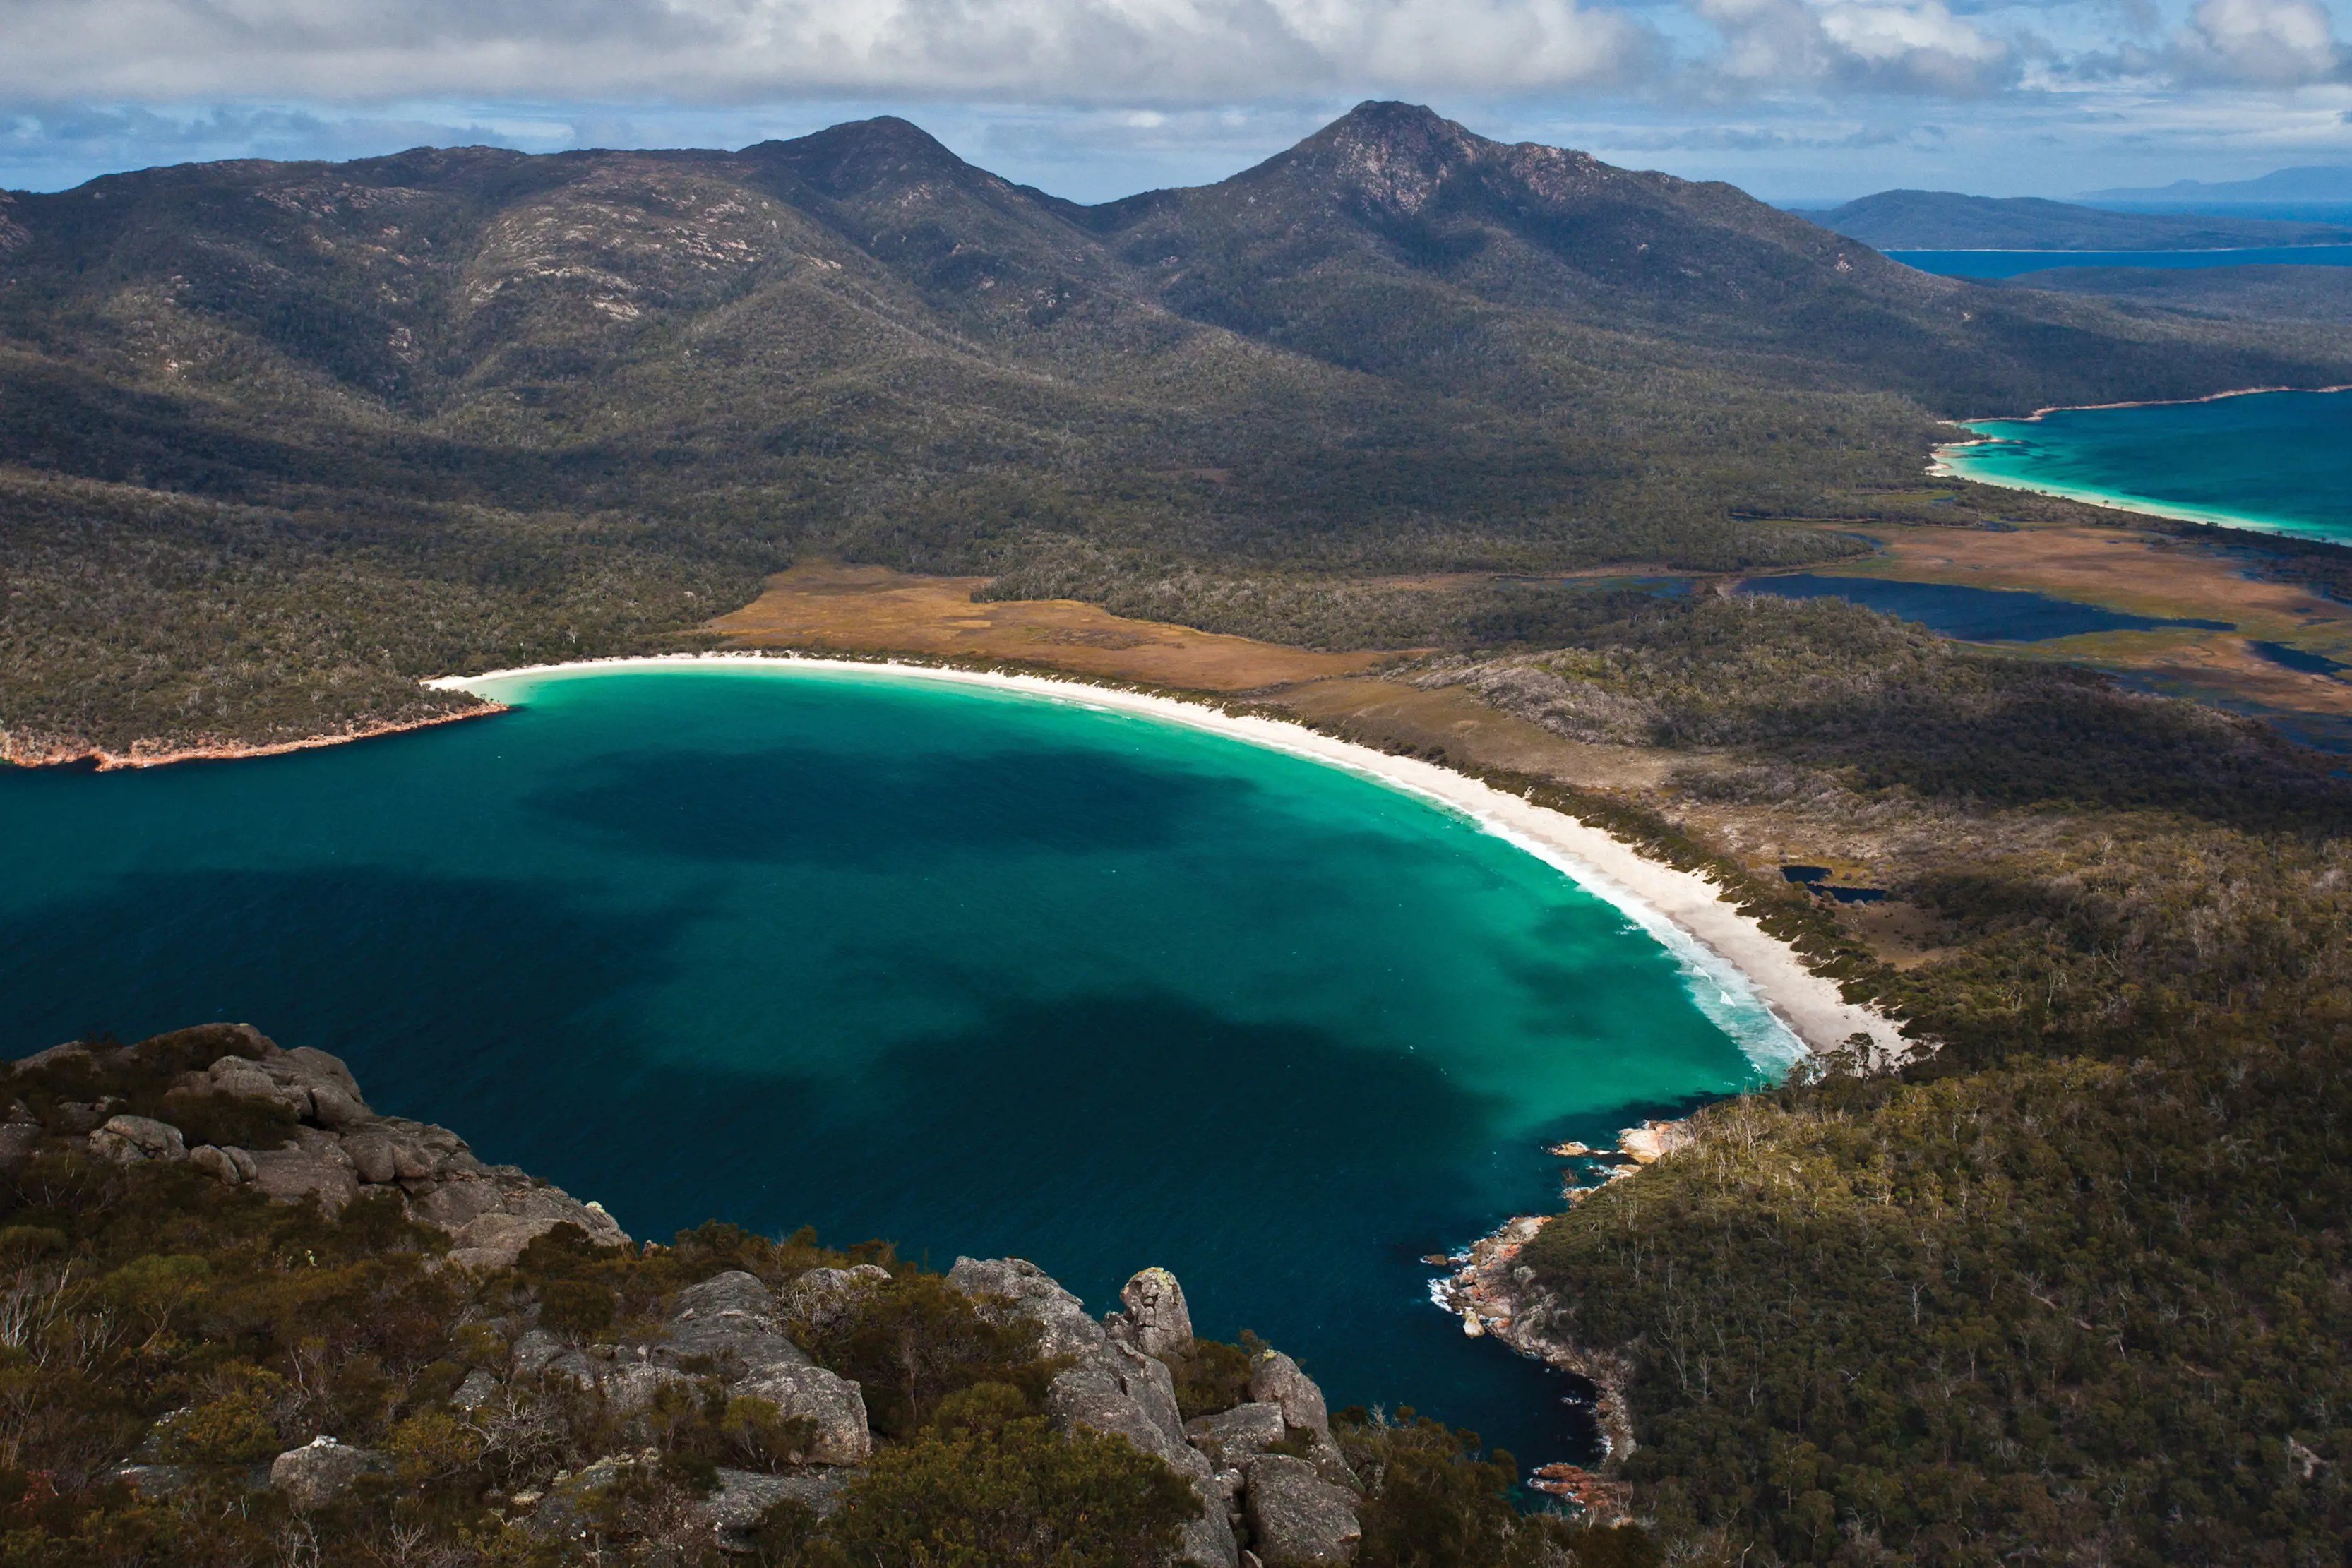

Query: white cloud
2170,0,2347,83
0,0,1653,104
1691,0,2015,92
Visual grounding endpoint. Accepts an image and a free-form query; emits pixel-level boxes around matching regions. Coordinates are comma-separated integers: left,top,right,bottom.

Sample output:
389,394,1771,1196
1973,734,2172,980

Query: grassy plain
707,561,1398,690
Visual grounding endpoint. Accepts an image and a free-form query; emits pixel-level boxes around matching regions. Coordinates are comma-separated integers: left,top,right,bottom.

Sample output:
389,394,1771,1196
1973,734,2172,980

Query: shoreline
1930,443,2341,542
1952,381,2352,426
431,652,1907,1067
0,705,506,772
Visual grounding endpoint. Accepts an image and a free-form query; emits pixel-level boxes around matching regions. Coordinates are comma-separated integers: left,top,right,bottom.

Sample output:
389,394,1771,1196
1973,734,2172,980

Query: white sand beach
431,653,1911,1070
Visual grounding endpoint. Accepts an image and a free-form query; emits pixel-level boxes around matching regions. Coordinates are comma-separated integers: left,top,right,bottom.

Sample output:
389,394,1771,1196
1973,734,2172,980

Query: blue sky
4,0,2347,202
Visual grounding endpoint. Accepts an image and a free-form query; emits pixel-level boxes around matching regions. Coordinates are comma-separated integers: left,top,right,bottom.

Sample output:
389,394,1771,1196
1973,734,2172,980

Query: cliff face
0,1023,1596,1566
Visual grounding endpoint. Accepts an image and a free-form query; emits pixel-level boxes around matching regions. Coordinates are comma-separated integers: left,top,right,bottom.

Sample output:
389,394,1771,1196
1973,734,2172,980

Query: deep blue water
1892,245,2352,279
1737,573,2233,641
1942,388,2352,544
0,663,1799,1468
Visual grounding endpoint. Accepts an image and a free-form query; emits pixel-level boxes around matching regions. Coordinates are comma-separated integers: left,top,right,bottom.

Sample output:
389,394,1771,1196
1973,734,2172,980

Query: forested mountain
7,101,2352,755
1794,188,2352,251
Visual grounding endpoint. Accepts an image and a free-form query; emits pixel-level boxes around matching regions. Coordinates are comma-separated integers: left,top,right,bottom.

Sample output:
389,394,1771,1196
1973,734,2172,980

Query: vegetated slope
1419,593,2352,1567
6,103,2352,755
1795,188,2352,251
1997,263,2352,323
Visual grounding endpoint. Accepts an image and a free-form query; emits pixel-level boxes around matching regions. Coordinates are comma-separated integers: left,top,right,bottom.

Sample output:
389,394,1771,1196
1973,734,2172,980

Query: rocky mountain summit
0,1023,1436,1565
18,1023,630,1267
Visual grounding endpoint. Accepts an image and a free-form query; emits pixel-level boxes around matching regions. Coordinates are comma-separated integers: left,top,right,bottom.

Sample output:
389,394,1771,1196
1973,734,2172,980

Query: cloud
1690,0,2017,92
0,0,1656,105
2169,0,2348,83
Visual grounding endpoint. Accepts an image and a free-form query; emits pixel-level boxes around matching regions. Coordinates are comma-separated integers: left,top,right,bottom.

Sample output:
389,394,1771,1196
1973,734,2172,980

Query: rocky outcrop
956,1259,1371,1567
1433,1214,1635,1464
1112,1266,1194,1360
698,1466,854,1552
1051,1339,1240,1568
655,1271,811,1375
88,1114,186,1165
270,1436,394,1510
1245,1454,1363,1564
502,1270,874,1468
1249,1348,1360,1490
947,1255,1105,1360
15,1027,631,1268
1183,1401,1287,1464
787,1264,889,1334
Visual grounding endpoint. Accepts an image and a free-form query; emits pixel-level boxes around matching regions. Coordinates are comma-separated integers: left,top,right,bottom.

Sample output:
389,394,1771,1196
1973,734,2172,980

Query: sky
1,0,2347,203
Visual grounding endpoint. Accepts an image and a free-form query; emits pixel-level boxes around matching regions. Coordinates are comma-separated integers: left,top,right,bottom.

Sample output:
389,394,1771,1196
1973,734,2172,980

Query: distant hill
2084,167,2352,204
7,100,2352,755
1793,188,2352,250
1998,263,2352,323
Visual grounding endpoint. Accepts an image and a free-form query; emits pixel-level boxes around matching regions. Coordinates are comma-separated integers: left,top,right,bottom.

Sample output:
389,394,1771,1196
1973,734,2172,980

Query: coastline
431,652,1907,1067
1952,381,2352,426
0,705,506,772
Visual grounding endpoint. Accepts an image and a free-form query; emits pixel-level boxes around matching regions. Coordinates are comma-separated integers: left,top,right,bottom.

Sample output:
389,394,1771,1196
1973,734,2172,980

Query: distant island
2084,165,2352,205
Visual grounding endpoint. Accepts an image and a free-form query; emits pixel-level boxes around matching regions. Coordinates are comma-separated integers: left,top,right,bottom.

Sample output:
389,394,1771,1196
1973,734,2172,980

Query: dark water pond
1738,574,2234,641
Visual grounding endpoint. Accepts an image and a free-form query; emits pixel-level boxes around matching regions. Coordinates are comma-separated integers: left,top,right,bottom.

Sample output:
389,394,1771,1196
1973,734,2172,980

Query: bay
1938,388,2352,544
0,662,1796,1466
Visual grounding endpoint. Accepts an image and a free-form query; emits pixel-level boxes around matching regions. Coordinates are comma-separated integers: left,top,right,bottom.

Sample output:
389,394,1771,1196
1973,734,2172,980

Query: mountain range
2084,166,2352,204
6,100,2352,753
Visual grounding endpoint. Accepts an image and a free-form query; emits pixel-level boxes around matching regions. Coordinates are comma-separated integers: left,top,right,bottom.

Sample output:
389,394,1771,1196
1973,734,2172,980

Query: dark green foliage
812,1381,1193,1568
794,1271,1059,1440
155,1089,297,1151
1523,1025,2352,1568
1335,1408,1591,1568
1171,1336,1257,1420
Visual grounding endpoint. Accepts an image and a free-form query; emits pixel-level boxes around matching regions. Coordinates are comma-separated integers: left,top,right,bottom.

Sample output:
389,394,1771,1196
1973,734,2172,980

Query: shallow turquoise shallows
0,664,1795,1465
1941,388,2352,542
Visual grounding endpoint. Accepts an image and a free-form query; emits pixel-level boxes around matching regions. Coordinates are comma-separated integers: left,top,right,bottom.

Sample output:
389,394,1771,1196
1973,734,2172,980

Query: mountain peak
747,115,979,201
1267,101,1493,215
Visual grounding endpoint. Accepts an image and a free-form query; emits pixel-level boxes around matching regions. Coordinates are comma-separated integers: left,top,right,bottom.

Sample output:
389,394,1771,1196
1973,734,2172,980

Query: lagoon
1738,573,2235,641
0,662,1798,1466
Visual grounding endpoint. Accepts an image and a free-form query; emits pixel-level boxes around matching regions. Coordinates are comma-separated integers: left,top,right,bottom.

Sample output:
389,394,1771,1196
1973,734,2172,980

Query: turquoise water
1940,388,2352,543
1892,246,2352,278
0,662,1793,1466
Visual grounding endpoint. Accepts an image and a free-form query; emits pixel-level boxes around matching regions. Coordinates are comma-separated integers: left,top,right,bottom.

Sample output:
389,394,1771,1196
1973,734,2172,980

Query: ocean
0,662,1798,1467
1891,246,2352,279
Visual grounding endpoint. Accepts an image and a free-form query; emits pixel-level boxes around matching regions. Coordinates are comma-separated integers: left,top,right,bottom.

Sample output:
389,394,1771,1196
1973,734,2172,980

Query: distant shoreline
0,705,504,772
1953,381,2352,425
432,653,1906,1069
